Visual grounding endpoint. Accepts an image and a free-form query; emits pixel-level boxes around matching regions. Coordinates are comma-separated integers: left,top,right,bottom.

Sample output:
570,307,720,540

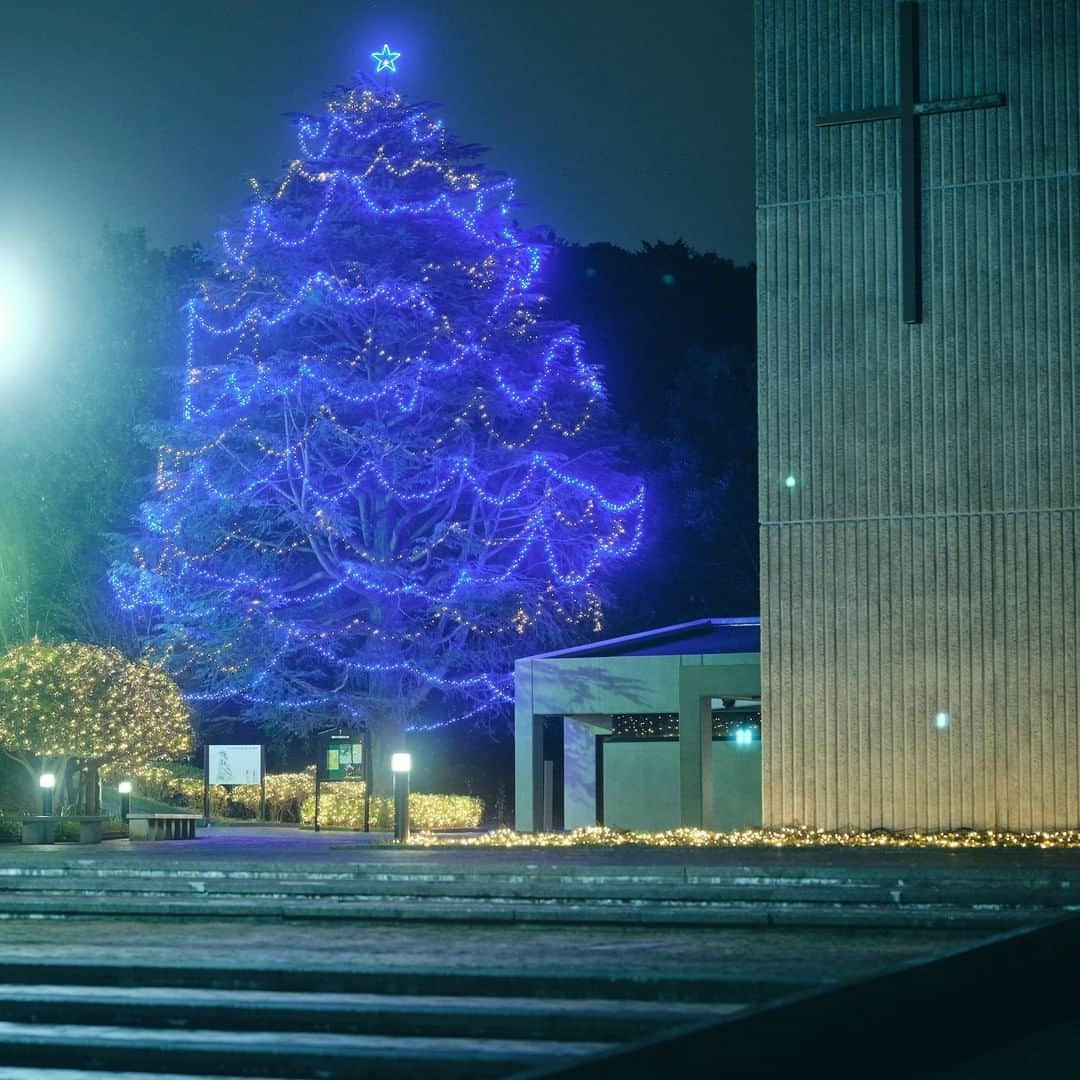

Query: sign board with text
325,737,364,782
207,744,263,785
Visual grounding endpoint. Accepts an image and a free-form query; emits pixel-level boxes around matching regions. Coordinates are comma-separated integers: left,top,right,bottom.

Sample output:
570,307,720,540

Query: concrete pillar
563,715,613,828
678,680,713,829
514,663,544,831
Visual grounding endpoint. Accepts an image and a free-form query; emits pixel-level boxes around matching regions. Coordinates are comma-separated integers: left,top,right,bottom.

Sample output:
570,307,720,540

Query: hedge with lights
124,763,483,830
408,825,1080,849
297,786,483,831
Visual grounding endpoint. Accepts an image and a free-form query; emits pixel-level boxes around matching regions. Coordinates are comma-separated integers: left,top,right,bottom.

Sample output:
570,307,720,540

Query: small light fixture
118,781,132,795
935,711,950,730
784,474,797,489
735,727,754,746
39,772,55,816
391,753,412,844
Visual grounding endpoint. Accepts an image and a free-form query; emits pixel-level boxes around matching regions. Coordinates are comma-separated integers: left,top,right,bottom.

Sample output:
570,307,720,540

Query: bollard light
118,780,132,823
39,772,55,816
391,753,411,843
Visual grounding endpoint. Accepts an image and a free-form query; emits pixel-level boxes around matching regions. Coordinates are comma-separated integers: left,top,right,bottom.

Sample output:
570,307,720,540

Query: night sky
0,1,754,266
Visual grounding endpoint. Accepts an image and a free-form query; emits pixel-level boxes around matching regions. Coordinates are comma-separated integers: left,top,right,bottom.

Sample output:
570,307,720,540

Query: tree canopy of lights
0,639,192,811
110,61,644,777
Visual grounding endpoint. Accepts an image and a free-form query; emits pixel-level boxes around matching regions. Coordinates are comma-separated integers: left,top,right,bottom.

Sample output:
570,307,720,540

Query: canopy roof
525,617,760,661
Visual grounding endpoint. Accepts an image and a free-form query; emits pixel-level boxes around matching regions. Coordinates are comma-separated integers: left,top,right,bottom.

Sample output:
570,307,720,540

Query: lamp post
391,753,411,843
39,772,55,816
118,780,132,823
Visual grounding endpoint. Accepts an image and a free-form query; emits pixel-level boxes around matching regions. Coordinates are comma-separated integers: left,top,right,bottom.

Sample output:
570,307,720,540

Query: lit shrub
408,794,485,830
113,764,481,829
298,785,482,830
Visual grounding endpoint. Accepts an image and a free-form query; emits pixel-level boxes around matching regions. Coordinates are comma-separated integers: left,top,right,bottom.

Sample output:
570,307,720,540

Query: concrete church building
758,0,1078,832
517,0,1077,834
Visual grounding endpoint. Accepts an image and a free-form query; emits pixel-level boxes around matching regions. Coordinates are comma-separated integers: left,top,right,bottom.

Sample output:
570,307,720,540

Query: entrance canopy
514,618,761,831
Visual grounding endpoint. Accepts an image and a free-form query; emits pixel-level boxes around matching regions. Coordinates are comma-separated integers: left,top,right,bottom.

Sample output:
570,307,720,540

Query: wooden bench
21,815,108,845
127,813,199,841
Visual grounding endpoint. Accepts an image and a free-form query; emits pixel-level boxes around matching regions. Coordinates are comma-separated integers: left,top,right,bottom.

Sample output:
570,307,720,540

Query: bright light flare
0,259,43,375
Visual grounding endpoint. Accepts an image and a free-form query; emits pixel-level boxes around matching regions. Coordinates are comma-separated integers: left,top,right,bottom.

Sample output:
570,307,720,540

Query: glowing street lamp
118,780,132,823
39,772,56,816
391,753,412,843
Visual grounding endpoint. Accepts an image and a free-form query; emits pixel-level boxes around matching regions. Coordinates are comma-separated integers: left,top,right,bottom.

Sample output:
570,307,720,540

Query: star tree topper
371,43,400,74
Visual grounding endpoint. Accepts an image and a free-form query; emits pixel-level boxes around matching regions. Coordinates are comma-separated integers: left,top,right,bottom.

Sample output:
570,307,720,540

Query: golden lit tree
0,640,192,813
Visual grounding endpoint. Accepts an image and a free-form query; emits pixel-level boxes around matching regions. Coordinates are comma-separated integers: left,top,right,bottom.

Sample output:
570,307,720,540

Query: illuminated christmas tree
111,47,644,786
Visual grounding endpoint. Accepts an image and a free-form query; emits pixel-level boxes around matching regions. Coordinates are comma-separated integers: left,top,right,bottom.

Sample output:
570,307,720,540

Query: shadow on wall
530,662,663,715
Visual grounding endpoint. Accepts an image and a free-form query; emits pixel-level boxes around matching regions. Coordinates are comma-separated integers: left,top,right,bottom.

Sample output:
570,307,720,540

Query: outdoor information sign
314,729,370,832
325,737,364,781
208,745,263,785
203,744,266,823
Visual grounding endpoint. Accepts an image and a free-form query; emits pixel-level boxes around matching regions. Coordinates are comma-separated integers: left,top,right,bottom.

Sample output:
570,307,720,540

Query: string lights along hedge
111,47,644,769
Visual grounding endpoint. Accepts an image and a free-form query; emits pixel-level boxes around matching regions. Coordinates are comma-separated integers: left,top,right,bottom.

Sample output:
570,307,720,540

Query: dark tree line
544,239,758,629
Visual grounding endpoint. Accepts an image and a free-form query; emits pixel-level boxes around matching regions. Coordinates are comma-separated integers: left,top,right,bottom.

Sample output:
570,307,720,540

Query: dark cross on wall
816,0,1005,324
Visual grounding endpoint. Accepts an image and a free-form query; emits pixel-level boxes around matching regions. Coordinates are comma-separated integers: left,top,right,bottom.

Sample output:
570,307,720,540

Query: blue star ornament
371,43,400,74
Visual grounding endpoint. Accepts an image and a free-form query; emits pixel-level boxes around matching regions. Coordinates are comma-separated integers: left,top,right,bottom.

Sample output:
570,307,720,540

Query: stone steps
0,891,1051,928
3,870,1078,906
0,1071,266,1080
0,962,751,1078
0,985,737,1043
0,859,1074,928
0,1021,608,1078
0,960,800,1006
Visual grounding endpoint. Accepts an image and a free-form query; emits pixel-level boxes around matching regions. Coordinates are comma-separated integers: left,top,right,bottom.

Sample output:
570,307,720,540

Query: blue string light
112,76,645,734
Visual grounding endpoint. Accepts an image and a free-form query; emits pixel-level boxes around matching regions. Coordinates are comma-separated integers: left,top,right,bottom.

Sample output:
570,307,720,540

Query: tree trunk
370,714,407,798
83,762,101,815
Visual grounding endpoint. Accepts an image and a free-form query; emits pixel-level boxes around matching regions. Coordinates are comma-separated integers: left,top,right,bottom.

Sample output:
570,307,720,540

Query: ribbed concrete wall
756,0,1079,829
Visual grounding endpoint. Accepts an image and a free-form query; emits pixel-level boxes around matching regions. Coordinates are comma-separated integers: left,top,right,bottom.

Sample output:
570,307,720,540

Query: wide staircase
0,853,1078,928
0,957,754,1078
0,851,1076,1076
